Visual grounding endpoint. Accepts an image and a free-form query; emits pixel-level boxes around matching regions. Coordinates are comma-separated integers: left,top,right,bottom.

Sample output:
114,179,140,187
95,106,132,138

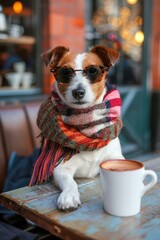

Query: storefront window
86,0,144,85
0,0,41,94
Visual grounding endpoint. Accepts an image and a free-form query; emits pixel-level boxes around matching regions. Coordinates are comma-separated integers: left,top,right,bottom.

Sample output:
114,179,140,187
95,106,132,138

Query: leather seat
0,101,42,192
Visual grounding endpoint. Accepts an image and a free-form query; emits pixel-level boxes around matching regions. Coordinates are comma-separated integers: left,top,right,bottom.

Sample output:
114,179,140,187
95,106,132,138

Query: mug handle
141,170,157,196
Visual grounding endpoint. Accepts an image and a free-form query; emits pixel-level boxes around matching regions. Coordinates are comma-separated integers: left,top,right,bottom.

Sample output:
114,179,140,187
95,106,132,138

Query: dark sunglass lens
56,67,73,83
86,66,101,83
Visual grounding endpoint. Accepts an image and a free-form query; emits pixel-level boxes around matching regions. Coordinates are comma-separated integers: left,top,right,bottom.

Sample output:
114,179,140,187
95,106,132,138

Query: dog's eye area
56,67,73,78
84,66,102,83
50,65,108,84
53,67,74,84
59,67,73,76
86,66,99,76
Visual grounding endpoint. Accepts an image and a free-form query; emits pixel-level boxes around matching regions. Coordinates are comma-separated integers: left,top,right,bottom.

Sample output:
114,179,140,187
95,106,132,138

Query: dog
39,45,124,211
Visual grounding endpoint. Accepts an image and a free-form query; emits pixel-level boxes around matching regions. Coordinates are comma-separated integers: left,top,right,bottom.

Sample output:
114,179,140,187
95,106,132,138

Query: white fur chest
63,137,124,178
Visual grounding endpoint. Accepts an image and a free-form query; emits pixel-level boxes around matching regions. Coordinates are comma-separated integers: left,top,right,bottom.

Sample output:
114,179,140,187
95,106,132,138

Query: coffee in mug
102,160,142,172
99,159,157,217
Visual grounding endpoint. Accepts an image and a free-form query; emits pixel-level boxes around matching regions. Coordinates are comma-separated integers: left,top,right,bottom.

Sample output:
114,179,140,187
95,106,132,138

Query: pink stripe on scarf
104,89,121,101
108,106,121,118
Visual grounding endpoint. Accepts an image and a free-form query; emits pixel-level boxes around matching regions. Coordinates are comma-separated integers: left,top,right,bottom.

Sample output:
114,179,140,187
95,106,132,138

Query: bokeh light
134,31,144,44
13,1,23,14
127,0,138,5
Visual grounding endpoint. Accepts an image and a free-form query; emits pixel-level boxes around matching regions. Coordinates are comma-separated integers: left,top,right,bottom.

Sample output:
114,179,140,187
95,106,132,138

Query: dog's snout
72,88,85,100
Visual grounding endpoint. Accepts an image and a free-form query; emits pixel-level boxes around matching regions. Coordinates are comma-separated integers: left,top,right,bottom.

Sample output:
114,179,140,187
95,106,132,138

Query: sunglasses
50,65,108,84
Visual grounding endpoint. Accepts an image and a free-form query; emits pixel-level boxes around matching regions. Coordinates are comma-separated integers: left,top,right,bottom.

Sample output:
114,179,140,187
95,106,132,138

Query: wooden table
0,159,160,240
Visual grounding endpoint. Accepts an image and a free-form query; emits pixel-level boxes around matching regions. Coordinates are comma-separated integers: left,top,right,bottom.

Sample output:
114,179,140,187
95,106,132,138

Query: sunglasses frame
50,65,109,84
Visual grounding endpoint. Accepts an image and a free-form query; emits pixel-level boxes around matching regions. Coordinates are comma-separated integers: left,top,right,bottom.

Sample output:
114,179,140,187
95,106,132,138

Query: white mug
9,24,24,38
22,72,34,88
5,72,22,89
99,160,157,217
13,62,25,72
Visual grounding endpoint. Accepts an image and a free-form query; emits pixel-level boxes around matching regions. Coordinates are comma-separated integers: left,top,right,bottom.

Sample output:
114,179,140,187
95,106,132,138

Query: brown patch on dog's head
90,46,120,69
91,75,106,101
57,52,76,69
82,52,103,68
82,52,106,101
42,46,72,98
87,46,120,101
41,46,69,68
42,47,78,99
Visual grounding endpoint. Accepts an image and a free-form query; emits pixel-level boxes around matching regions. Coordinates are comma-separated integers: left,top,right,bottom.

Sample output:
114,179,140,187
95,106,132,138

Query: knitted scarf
29,83,123,185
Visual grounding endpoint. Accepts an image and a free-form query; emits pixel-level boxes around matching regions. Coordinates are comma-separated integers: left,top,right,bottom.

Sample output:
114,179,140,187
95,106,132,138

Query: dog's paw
57,190,81,211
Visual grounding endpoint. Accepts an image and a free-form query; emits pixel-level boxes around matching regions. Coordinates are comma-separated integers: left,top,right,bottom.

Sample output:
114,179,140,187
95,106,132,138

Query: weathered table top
0,159,160,240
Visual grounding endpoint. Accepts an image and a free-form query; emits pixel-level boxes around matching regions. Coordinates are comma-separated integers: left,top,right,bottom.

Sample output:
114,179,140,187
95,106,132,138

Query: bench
0,101,41,192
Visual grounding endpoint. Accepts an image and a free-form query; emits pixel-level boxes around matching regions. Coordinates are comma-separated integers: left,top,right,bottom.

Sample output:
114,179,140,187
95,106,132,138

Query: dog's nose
72,89,85,100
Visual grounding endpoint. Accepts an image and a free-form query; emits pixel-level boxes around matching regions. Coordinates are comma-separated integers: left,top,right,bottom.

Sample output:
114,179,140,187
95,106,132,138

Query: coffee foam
100,160,143,172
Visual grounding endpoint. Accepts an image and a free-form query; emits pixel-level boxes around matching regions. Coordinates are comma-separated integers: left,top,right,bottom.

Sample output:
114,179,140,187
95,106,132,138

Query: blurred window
0,0,41,93
86,0,144,86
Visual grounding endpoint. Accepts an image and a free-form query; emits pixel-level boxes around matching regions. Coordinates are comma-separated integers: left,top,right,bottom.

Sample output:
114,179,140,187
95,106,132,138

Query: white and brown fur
42,46,124,210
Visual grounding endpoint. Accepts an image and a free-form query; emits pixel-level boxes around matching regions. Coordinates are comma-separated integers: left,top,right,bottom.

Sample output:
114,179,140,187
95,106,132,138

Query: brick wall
151,0,160,90
41,0,85,93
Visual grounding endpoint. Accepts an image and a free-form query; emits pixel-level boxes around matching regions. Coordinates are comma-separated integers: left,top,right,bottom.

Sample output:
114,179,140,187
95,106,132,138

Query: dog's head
42,46,119,109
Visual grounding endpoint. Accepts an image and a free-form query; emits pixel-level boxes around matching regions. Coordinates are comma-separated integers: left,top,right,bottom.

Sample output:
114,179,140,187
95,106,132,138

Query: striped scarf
30,83,123,185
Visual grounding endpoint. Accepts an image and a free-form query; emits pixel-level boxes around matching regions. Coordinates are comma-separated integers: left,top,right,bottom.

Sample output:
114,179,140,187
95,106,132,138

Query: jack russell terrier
30,45,124,211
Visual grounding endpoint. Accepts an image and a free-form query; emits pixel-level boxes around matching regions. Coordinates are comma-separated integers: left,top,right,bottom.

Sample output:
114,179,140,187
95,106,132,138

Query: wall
150,0,160,151
151,0,160,90
42,0,85,93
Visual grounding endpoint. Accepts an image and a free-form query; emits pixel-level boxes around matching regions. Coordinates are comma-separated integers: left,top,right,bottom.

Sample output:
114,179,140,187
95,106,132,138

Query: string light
92,0,143,60
13,1,23,14
127,0,138,5
134,31,144,44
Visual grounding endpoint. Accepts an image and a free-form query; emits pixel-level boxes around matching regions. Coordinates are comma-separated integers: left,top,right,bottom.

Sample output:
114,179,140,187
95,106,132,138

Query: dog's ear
41,46,69,67
90,46,120,69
